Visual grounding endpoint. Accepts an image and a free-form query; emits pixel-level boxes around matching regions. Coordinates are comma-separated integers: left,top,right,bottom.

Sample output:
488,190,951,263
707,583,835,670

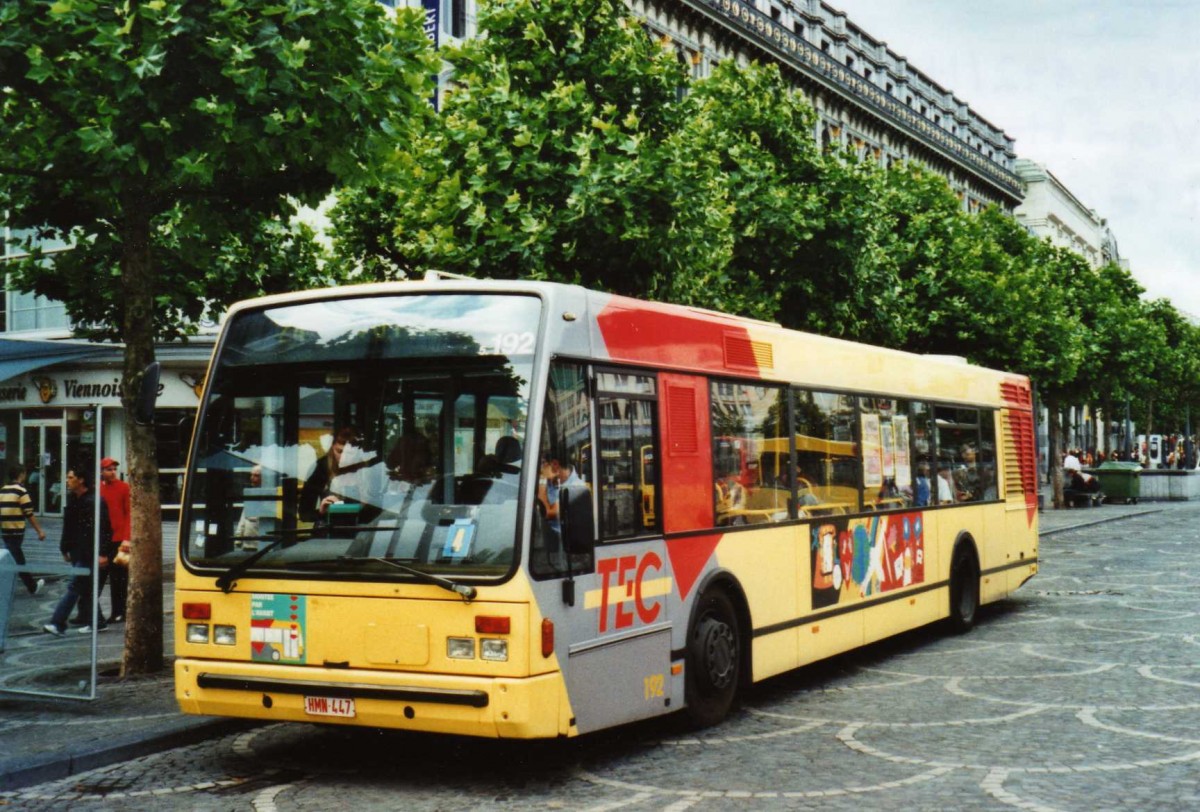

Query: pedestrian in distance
99,456,131,623
0,463,48,596
42,468,113,637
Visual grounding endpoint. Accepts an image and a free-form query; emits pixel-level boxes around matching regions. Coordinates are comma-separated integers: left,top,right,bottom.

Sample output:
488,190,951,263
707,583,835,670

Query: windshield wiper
372,557,477,602
268,555,477,602
215,530,308,593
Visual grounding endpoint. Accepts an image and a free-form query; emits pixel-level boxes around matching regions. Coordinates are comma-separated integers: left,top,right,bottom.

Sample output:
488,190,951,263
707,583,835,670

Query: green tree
334,0,722,298
1,0,433,674
661,59,824,322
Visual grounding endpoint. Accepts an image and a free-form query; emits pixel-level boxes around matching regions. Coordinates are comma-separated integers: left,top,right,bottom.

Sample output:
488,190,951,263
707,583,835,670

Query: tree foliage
335,0,710,297
0,0,434,673
331,0,1200,476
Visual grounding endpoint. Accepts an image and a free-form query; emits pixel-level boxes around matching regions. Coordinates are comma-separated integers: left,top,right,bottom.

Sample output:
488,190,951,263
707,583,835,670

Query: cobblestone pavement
4,504,1198,811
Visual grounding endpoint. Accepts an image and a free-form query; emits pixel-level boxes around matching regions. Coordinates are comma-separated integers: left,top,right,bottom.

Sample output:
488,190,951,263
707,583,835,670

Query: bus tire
685,589,740,728
948,544,980,633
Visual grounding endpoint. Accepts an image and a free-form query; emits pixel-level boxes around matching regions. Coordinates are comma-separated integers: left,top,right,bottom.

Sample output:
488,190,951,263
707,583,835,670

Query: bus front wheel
948,546,980,633
685,589,740,728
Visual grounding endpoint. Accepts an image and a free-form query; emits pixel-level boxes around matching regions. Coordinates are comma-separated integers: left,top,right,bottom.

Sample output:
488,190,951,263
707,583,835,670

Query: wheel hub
697,618,736,690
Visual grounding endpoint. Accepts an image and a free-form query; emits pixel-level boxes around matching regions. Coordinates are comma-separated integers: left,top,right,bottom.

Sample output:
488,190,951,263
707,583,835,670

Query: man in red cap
99,457,131,623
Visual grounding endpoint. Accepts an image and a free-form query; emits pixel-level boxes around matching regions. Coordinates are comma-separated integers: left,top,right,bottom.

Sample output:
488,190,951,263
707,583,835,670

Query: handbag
113,541,132,567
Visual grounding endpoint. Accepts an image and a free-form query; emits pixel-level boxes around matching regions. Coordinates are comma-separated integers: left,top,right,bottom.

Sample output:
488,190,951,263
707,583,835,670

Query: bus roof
221,277,1031,410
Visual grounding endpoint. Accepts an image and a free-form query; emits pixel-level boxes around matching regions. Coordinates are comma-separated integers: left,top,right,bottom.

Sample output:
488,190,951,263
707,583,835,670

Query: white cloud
834,0,1200,314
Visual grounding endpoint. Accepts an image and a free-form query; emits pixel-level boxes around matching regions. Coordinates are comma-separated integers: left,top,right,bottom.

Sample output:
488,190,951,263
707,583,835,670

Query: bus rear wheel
948,546,980,633
685,589,740,728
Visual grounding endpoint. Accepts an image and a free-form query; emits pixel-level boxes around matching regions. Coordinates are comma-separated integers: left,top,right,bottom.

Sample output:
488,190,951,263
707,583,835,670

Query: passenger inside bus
715,472,747,525
913,459,932,506
936,461,957,504
465,435,522,504
386,432,434,490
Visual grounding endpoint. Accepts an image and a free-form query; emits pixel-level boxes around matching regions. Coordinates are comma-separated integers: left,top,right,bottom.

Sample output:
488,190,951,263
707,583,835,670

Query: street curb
0,717,256,792
1038,508,1163,538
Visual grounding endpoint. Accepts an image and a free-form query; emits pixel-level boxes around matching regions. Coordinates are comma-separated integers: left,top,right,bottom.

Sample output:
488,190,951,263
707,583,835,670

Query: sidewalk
1036,499,1162,536
0,519,247,792
0,503,1177,791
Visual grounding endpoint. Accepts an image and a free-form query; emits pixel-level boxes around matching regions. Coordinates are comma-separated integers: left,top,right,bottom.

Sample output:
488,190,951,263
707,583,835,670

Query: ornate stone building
634,0,1024,212
1014,159,1125,270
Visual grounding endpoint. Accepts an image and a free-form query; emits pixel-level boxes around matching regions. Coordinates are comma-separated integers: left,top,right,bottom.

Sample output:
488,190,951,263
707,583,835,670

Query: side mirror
133,362,161,426
560,486,595,557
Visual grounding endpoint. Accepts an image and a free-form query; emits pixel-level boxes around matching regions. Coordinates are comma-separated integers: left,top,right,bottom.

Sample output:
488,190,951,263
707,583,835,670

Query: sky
832,0,1200,317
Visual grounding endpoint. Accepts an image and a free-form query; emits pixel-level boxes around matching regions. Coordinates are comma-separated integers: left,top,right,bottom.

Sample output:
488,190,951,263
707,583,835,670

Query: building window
821,40,830,53
443,0,467,39
846,55,854,68
7,289,69,332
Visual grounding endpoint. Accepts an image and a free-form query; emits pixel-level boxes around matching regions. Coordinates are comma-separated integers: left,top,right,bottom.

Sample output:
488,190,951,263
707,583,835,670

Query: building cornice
674,0,1023,203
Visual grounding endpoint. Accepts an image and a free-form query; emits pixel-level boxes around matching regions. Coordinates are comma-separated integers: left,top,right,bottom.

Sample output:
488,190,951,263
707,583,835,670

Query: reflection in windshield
183,294,539,581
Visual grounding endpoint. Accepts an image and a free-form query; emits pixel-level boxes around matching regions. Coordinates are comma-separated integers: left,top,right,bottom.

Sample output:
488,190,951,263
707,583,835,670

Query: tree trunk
120,199,164,676
1047,399,1064,508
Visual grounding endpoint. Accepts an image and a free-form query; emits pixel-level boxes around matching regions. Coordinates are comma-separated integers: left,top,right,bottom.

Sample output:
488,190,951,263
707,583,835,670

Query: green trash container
1093,461,1142,504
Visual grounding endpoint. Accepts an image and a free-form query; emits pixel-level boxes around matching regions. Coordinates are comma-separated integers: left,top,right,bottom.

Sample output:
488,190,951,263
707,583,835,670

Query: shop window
710,381,788,527
792,389,858,515
155,408,196,506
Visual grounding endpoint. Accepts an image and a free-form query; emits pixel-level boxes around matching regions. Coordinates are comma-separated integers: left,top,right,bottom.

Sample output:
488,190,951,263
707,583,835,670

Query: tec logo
589,552,672,633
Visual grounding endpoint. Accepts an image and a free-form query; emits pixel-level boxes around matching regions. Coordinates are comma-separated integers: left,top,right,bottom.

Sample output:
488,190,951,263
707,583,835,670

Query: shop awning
0,337,111,383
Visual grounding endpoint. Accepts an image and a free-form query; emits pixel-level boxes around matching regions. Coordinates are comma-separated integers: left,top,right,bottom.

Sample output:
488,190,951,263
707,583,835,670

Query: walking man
1,464,47,595
42,468,112,636
99,457,131,623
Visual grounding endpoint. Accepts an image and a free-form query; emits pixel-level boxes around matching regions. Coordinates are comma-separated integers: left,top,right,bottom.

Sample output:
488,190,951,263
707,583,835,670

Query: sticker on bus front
250,593,306,664
304,696,355,718
441,518,476,560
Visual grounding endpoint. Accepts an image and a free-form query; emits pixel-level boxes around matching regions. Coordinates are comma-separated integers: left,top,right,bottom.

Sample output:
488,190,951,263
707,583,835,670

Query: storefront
0,349,209,516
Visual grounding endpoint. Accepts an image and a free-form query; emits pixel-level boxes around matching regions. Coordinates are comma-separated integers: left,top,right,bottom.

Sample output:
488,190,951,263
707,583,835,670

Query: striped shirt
0,483,35,533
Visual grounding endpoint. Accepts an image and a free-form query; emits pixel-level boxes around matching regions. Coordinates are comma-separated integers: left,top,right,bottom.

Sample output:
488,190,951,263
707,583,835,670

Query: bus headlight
214,625,237,646
447,637,475,659
187,623,210,644
480,638,508,662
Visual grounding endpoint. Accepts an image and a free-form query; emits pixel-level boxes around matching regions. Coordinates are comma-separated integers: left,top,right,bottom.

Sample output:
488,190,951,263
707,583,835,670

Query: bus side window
710,381,788,526
595,371,660,540
793,389,860,515
531,362,594,579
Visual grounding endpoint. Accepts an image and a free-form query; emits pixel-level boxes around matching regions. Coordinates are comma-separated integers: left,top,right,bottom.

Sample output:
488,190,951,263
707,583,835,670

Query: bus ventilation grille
667,385,699,455
999,381,1032,408
723,333,774,371
1002,410,1036,501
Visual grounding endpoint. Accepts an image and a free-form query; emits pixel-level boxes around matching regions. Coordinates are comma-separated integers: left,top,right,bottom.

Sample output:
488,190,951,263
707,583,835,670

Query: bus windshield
181,293,539,582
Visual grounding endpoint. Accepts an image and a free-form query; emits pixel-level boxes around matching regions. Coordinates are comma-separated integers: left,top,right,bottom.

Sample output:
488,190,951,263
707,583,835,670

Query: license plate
304,695,356,718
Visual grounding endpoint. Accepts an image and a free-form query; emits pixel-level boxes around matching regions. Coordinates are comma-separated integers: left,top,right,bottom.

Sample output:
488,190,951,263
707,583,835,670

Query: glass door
21,420,64,516
3,414,94,701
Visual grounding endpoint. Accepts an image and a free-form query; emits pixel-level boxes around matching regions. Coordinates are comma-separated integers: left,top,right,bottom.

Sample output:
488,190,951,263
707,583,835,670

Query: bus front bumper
175,659,572,739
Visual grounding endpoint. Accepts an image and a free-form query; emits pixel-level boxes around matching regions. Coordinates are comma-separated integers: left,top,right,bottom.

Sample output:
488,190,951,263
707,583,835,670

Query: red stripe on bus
596,301,764,376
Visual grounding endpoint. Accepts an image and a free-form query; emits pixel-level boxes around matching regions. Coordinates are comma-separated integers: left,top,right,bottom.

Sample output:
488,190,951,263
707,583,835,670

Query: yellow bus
175,278,1039,737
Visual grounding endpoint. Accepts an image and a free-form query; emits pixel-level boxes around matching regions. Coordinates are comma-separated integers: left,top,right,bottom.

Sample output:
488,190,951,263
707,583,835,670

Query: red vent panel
667,385,699,455
1000,380,1032,408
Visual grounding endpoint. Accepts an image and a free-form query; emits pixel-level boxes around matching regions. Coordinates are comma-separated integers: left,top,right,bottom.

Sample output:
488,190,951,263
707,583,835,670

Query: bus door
532,363,670,732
